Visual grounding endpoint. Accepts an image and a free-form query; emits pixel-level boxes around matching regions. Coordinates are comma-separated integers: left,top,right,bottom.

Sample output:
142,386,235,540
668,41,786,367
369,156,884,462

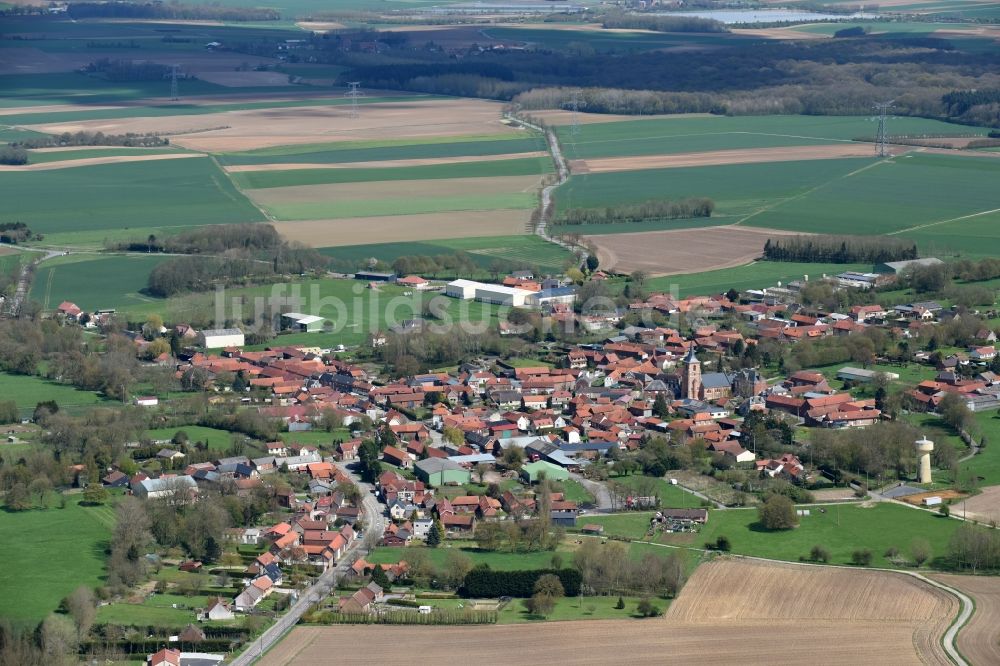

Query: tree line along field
555,114,984,161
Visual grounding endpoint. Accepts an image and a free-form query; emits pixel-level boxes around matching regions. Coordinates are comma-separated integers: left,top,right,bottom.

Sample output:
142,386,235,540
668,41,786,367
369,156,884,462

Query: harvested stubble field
262,558,957,666
29,98,521,152
273,210,531,247
583,225,795,276
930,573,1000,666
570,144,877,174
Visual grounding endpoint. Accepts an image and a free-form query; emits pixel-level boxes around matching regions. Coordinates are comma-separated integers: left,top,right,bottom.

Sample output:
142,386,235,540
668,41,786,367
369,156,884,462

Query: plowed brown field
931,573,1000,666
273,210,529,246
583,225,796,276
262,558,957,666
28,98,519,152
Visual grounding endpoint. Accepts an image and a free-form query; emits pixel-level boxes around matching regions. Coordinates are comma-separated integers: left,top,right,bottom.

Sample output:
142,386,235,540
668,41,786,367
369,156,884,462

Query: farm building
660,508,709,524
524,287,578,307
521,460,569,483
198,328,245,349
414,457,470,487
875,257,943,275
445,279,532,307
836,367,900,383
396,275,431,290
354,271,395,282
280,312,326,333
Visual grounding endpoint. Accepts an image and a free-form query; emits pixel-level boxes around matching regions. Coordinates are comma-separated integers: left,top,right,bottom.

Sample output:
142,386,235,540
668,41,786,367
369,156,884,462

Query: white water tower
915,435,934,484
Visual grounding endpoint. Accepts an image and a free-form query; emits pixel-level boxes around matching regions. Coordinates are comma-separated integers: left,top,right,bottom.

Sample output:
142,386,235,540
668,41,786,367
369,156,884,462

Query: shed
520,460,569,483
280,312,326,333
414,457,471,487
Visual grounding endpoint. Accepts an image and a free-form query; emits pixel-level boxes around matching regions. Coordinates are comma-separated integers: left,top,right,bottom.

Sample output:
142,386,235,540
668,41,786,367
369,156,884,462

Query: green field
743,153,1000,253
556,157,872,218
0,372,105,416
690,503,961,568
232,157,553,189
590,503,961,569
645,260,871,296
557,114,979,160
218,135,546,166
610,475,705,508
261,192,537,221
25,146,185,164
31,254,170,311
320,235,574,274
146,426,239,452
4,158,264,235
0,495,115,624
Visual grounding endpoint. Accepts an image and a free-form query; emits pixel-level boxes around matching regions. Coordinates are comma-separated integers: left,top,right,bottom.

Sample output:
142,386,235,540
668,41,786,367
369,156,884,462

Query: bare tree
64,586,96,641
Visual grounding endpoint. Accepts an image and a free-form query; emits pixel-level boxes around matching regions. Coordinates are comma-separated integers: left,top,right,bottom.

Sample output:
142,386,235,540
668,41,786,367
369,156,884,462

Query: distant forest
320,31,1000,127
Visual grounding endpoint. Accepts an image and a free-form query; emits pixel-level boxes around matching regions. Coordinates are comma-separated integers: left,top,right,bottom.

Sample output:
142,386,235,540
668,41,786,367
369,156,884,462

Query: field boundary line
887,207,1000,236
210,155,275,222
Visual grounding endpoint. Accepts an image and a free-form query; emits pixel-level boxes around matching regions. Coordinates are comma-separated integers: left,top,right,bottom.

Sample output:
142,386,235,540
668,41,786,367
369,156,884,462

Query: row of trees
557,198,715,226
763,235,918,264
573,539,686,598
82,58,175,82
118,223,282,255
146,247,327,297
10,130,167,150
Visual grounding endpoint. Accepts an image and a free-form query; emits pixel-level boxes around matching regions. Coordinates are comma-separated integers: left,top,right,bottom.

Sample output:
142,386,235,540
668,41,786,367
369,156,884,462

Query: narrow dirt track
930,574,1000,666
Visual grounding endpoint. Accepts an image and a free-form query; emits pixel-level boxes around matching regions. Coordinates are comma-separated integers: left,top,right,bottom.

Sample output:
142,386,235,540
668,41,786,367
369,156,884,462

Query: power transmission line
570,89,582,136
170,64,180,101
345,82,364,118
873,99,895,158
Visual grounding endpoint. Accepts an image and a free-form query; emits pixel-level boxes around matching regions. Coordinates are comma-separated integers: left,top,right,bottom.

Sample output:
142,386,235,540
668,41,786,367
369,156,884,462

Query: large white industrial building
198,328,245,349
446,279,533,307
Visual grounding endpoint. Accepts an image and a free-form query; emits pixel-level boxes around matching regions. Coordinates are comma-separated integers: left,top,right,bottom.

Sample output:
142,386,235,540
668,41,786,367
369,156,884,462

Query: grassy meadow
0,372,106,416
588,503,961,569
0,495,115,624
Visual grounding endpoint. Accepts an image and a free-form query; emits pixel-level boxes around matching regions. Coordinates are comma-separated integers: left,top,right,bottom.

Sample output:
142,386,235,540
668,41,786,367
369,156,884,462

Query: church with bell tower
682,346,702,400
